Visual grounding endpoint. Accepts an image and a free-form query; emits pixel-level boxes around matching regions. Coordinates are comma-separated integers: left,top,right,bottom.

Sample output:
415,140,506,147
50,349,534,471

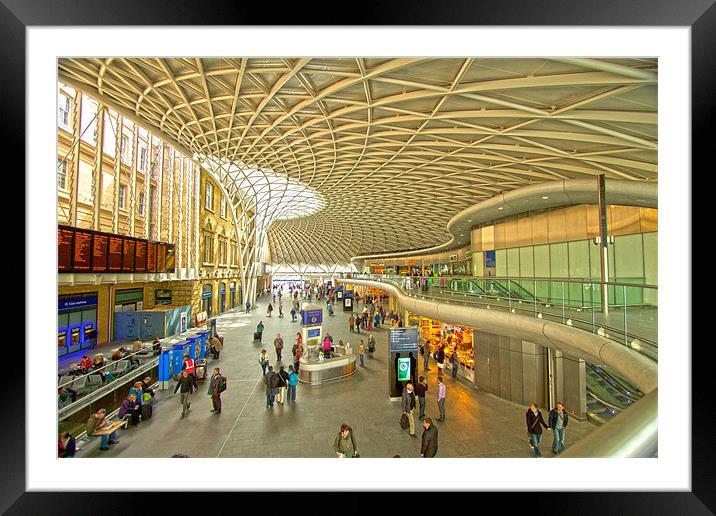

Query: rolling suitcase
253,332,261,343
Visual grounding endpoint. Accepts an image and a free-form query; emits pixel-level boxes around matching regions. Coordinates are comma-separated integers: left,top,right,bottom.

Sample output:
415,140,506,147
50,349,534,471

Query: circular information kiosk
297,303,357,385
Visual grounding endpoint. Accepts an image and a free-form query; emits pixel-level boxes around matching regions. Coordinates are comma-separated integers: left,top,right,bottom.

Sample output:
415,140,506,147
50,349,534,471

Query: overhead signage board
389,327,419,353
57,225,175,275
302,308,323,326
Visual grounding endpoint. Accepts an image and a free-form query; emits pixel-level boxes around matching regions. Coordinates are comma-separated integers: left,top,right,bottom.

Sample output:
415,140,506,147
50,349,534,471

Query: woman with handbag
259,349,270,375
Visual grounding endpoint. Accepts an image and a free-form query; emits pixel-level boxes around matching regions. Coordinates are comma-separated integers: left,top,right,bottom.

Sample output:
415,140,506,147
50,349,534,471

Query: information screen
73,230,93,272
156,243,166,273
58,225,174,275
122,238,136,272
147,242,157,273
108,236,123,272
58,227,74,272
92,233,108,272
135,240,147,272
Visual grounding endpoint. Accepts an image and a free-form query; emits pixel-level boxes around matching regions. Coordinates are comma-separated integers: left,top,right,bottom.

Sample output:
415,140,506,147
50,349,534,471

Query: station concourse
55,57,658,459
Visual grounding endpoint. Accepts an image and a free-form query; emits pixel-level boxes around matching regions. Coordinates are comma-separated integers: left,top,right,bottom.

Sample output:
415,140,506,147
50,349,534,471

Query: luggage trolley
194,358,208,383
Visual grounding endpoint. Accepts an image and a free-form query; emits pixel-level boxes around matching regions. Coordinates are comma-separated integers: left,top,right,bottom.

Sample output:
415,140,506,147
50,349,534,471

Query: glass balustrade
343,273,657,362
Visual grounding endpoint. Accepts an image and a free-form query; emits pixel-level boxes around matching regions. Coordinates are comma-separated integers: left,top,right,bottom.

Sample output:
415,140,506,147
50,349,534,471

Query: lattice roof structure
58,57,657,265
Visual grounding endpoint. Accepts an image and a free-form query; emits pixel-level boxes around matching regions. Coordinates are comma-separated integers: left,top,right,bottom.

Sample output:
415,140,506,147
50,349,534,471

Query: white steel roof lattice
58,57,658,265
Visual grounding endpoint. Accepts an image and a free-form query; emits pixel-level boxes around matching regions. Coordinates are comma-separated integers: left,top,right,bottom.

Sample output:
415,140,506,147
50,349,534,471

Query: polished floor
78,295,595,458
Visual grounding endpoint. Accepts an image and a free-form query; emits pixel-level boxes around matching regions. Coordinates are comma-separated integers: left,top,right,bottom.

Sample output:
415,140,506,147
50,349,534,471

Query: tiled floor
79,294,596,458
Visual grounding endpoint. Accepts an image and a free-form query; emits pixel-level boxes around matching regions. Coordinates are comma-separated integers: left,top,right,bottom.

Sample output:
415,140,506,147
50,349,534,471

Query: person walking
256,321,265,343
358,340,365,367
436,376,446,422
355,316,361,334
526,403,550,457
548,402,569,455
277,365,290,404
401,383,417,438
267,303,273,317
293,340,303,373
435,345,445,373
263,366,280,408
207,368,225,414
367,334,376,358
173,370,194,419
333,423,358,458
245,301,251,313
450,349,459,379
415,376,428,419
348,314,355,333
290,307,296,322
287,365,299,404
259,349,270,375
278,303,284,318
420,418,438,458
182,354,196,387
274,333,284,362
209,334,223,360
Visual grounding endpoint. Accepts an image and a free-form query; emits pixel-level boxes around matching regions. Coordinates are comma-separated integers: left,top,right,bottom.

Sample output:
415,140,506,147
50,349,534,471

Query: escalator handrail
587,363,643,402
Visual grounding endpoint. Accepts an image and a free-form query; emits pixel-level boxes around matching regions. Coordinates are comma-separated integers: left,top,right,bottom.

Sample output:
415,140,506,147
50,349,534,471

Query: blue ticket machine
187,337,197,360
158,350,171,389
196,331,210,358
171,344,185,376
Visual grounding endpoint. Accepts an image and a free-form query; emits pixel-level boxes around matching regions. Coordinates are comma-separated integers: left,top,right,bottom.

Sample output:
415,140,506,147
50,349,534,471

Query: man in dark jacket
421,418,438,457
548,402,569,454
401,383,417,437
526,403,550,457
174,370,194,419
263,365,279,408
414,376,428,419
207,368,223,414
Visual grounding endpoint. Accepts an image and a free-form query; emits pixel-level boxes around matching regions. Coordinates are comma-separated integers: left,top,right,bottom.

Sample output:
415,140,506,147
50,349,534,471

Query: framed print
12,0,711,512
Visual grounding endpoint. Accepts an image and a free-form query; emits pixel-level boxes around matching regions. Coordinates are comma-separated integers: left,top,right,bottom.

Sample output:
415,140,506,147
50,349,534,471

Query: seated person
58,432,76,458
152,337,162,356
118,394,141,427
111,349,123,361
141,376,155,398
57,386,76,408
92,354,107,381
86,408,119,451
131,338,143,353
77,355,93,374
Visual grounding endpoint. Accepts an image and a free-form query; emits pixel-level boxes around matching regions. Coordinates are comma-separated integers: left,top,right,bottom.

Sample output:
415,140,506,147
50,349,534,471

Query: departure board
122,238,136,272
92,233,108,272
73,230,93,272
156,243,166,273
135,240,147,272
58,227,74,272
165,245,175,273
147,242,157,273
58,225,174,275
108,236,123,272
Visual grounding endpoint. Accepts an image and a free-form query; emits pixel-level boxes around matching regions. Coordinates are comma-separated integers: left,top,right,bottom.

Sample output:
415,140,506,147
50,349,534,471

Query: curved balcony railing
344,273,657,362
339,273,658,458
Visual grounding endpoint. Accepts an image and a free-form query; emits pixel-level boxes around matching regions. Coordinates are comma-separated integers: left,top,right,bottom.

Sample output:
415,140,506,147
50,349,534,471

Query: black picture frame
9,1,710,513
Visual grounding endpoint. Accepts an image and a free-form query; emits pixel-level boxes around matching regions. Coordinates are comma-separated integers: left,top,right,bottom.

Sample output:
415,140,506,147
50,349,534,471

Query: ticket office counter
298,345,357,385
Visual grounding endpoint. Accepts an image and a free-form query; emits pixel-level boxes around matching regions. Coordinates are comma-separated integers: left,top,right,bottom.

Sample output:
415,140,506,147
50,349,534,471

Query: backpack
269,373,280,388
218,376,227,393
277,374,287,388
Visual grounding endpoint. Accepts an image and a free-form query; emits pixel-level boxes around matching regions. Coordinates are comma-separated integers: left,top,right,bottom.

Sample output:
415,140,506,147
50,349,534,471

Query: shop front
201,284,213,318
229,282,237,309
113,288,144,339
218,282,226,314
417,315,476,382
58,293,98,356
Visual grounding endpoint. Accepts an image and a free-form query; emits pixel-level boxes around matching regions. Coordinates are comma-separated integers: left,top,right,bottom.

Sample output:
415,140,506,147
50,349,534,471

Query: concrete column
555,351,587,420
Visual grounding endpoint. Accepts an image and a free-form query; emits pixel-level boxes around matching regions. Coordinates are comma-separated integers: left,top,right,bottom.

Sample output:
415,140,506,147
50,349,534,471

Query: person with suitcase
255,321,264,343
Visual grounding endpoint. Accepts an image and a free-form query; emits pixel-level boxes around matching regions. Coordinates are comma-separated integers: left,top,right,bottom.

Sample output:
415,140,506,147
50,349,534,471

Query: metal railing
340,273,658,457
345,273,658,362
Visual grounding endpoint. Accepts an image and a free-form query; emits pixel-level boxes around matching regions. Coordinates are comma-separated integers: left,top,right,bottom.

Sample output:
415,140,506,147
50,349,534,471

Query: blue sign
302,308,323,326
58,294,98,311
485,250,496,268
307,328,321,338
389,327,419,353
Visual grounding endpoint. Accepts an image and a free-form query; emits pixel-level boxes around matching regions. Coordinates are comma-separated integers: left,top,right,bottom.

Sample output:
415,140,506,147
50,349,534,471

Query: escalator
586,363,643,424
